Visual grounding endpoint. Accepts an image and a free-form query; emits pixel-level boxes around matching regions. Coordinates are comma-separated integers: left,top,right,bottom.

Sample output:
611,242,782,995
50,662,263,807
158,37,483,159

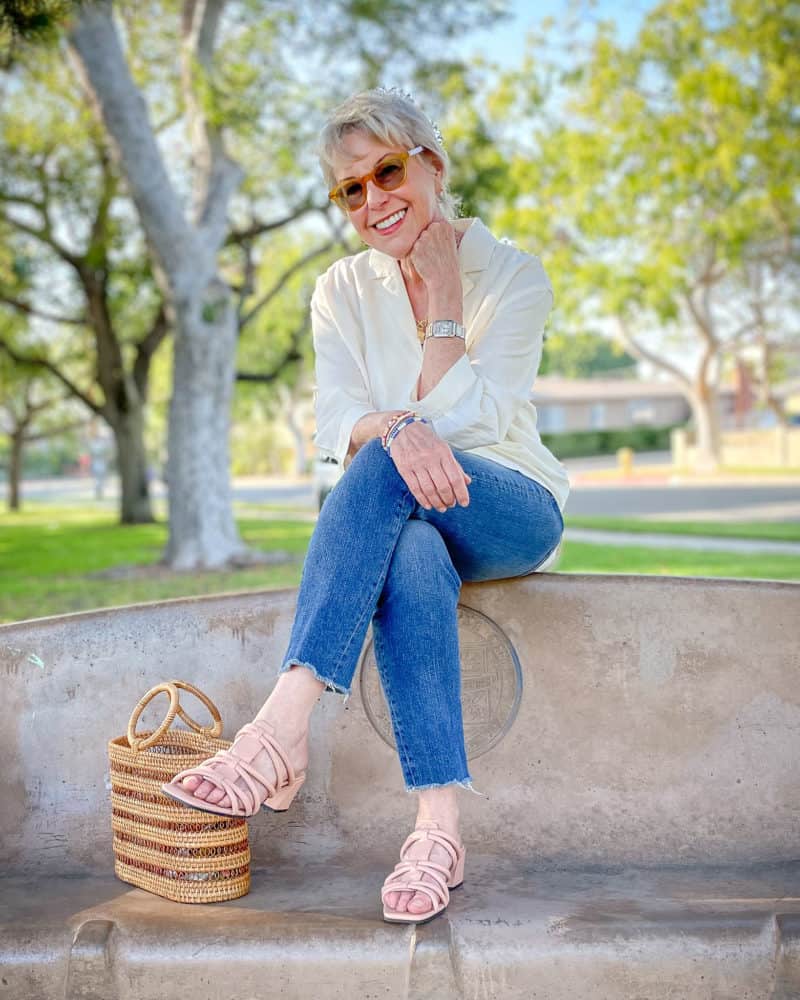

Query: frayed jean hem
404,777,488,798
278,658,352,706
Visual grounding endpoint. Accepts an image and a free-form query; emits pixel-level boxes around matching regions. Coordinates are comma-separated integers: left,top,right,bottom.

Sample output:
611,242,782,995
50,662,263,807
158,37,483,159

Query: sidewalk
566,527,800,556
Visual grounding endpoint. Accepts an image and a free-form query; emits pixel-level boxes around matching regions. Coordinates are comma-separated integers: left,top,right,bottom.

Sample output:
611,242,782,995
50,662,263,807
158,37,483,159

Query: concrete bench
1,574,799,999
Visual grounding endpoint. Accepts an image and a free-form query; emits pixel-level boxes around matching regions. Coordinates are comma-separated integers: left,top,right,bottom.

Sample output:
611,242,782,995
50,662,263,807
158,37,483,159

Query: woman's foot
178,665,323,809
178,721,309,809
384,788,462,916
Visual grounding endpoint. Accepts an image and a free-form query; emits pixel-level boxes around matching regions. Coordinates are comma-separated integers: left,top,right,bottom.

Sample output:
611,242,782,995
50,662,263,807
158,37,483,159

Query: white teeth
375,209,406,230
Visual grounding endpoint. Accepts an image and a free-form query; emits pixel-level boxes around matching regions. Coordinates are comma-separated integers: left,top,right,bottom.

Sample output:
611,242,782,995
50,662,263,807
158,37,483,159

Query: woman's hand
406,220,463,319
388,418,471,512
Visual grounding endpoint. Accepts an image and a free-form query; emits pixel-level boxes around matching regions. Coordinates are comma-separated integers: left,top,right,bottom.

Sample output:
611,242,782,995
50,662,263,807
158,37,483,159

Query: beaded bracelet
380,409,415,450
383,414,431,453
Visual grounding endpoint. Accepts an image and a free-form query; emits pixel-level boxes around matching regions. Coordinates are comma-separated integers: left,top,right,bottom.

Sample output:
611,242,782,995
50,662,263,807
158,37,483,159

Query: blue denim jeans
278,437,564,796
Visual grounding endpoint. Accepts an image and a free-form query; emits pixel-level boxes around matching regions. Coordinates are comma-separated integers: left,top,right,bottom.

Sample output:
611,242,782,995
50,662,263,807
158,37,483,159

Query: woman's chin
367,229,417,259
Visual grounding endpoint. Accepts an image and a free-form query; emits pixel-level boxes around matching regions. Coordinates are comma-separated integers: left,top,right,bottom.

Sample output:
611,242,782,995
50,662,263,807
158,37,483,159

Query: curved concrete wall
1,574,798,876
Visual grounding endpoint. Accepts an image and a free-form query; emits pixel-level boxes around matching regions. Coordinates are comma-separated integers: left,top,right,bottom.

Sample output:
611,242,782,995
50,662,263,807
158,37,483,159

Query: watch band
425,319,466,341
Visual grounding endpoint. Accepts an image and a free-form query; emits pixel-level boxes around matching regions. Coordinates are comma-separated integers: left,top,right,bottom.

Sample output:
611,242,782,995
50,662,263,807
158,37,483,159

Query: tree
539,330,636,379
0,49,168,523
0,336,87,510
492,0,800,469
65,0,503,569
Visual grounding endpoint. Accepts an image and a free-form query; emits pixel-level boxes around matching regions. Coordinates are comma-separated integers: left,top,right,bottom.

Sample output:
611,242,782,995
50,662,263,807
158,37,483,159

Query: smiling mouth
373,208,407,231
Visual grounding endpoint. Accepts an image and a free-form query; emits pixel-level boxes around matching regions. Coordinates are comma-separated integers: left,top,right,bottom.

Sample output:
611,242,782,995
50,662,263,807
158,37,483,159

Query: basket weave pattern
108,681,251,903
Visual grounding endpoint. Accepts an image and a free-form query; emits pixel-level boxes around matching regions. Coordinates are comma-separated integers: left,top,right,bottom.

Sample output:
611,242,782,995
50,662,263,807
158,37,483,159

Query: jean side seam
326,489,414,688
372,622,416,786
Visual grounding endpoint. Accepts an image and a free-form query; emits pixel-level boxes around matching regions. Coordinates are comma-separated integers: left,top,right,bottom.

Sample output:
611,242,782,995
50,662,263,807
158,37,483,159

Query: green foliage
541,424,681,459
540,330,636,378
490,0,799,367
0,0,77,65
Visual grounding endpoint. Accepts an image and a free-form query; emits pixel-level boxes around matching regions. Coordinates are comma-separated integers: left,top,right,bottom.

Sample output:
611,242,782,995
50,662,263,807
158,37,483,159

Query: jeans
277,437,564,796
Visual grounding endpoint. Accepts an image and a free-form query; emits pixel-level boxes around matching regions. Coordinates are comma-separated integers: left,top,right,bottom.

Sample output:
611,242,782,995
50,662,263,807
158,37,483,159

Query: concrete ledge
1,860,799,999
2,574,799,998
2,575,799,875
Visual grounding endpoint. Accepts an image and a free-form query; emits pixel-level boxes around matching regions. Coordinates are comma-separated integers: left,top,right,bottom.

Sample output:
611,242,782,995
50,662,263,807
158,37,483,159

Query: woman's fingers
389,422,471,511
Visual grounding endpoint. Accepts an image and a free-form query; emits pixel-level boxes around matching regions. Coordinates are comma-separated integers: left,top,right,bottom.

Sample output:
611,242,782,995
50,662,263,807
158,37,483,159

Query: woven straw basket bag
108,680,251,903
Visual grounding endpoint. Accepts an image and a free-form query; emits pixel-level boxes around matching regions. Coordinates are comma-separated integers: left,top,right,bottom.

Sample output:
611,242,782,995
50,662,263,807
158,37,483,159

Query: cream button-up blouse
310,216,570,512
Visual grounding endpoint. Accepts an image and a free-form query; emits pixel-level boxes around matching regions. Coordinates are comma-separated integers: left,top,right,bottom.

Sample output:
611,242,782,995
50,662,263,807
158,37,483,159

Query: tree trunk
164,277,247,569
689,383,722,472
8,430,23,511
69,2,247,570
112,405,154,524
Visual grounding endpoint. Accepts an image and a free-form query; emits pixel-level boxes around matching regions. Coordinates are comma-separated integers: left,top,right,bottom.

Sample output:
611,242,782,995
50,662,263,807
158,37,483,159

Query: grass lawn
565,516,800,542
556,541,800,580
1,504,314,624
1,503,797,625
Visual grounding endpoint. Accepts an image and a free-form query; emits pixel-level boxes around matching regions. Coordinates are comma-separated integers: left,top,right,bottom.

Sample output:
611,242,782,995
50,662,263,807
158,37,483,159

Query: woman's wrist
348,410,413,458
426,293,463,325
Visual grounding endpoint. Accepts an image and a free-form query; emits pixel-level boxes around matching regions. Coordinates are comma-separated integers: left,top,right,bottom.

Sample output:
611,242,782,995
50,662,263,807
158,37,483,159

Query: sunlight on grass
1,503,797,625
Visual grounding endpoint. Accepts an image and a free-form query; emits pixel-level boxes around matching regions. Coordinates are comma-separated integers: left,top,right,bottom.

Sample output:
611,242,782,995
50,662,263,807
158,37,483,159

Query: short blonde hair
318,88,460,220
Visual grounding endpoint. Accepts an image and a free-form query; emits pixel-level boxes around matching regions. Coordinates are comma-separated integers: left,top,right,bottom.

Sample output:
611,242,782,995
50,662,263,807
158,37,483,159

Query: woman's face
330,130,444,259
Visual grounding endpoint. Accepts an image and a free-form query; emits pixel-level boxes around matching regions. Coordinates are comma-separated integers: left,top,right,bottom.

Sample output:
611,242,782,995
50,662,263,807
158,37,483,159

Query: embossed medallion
358,604,522,759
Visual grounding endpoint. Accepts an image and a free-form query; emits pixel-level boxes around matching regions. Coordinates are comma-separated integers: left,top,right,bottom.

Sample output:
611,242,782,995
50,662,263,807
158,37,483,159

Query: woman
163,88,569,925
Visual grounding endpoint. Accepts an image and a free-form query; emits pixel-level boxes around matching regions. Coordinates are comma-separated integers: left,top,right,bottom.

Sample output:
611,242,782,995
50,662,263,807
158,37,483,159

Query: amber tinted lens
373,157,406,189
342,180,367,208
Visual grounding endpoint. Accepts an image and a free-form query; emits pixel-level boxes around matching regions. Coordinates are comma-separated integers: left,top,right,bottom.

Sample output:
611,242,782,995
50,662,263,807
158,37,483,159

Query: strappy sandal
381,819,466,925
161,718,306,818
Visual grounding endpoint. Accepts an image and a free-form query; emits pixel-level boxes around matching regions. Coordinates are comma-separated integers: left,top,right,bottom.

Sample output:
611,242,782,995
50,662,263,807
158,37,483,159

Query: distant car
314,453,344,511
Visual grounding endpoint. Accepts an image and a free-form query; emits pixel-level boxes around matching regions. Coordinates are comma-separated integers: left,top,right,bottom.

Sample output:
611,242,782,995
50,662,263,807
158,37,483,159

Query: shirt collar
367,217,495,280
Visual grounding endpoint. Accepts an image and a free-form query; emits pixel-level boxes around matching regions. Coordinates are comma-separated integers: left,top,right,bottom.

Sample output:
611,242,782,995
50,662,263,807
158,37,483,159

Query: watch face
428,320,465,338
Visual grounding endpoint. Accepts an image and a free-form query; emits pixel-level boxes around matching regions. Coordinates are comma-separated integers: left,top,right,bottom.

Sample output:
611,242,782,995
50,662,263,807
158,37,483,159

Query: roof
530,377,689,402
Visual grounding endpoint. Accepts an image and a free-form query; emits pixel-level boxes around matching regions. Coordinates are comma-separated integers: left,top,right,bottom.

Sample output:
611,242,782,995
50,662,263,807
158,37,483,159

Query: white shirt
310,217,570,511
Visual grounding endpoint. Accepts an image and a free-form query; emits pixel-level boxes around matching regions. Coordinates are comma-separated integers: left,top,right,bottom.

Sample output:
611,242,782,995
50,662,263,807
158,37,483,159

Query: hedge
541,424,681,460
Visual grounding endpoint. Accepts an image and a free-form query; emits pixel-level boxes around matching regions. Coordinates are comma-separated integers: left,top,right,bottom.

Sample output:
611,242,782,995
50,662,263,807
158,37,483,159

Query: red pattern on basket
111,806,242,833
114,829,248,857
115,852,250,881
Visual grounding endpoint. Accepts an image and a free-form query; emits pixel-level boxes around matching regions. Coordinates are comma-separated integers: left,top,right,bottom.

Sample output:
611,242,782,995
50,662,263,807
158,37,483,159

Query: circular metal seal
357,603,522,760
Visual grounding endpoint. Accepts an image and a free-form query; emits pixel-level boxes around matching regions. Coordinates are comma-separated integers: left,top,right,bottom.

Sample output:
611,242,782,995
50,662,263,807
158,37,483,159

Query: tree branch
235,318,309,383
0,207,82,268
239,240,335,332
615,316,692,390
67,1,194,285
0,340,102,415
0,292,85,326
180,0,243,248
133,303,170,396
226,199,321,245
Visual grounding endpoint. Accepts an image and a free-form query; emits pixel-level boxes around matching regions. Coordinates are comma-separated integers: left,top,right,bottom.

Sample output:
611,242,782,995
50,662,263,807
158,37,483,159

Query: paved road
6,469,800,523
563,484,800,520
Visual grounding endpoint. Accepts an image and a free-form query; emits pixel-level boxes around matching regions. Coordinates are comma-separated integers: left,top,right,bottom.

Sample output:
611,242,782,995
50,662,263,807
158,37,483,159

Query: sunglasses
328,145,424,211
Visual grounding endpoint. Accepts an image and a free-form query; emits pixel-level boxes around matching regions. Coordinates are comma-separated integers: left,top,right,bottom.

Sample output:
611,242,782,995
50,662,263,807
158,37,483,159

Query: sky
457,0,650,64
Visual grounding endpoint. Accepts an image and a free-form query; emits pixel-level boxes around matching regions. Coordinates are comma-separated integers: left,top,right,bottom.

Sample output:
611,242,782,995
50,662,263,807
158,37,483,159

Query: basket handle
127,680,224,751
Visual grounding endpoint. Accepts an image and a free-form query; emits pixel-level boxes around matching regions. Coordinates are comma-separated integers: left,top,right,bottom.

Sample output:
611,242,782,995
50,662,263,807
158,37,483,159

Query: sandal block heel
262,772,306,812
447,848,466,890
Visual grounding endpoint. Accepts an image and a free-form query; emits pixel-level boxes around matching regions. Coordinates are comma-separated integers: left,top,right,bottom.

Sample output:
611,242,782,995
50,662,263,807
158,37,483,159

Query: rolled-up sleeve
311,276,374,468
404,259,553,449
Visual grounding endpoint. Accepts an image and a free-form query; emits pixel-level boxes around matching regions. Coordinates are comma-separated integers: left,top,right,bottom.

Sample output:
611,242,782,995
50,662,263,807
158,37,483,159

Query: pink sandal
381,820,466,924
161,718,306,818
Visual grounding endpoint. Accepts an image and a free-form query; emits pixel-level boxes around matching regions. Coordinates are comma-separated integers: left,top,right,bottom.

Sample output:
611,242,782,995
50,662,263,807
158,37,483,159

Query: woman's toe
408,892,432,912
181,774,202,791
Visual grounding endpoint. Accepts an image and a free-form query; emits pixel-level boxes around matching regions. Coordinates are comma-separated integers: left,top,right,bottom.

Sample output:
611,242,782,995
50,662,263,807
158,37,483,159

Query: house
530,377,692,433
